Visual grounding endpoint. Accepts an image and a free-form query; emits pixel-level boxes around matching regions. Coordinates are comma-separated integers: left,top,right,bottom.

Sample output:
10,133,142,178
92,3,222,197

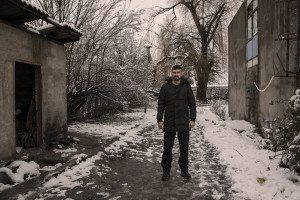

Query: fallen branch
234,149,244,157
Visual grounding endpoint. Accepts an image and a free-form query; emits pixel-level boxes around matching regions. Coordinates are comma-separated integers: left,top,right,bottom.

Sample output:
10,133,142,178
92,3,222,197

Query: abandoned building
228,0,299,127
0,0,82,160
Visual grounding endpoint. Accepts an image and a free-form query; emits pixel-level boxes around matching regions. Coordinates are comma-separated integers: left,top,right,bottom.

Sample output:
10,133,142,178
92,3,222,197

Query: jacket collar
166,77,190,85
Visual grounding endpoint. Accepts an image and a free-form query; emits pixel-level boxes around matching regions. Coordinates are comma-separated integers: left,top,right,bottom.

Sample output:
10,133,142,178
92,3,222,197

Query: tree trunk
195,54,210,102
196,77,208,102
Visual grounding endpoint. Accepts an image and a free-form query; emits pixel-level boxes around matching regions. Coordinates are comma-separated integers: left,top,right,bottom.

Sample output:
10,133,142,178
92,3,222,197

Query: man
157,65,196,181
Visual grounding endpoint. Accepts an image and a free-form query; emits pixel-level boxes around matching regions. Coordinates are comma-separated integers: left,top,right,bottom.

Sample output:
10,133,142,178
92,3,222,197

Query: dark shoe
181,171,191,179
161,171,170,181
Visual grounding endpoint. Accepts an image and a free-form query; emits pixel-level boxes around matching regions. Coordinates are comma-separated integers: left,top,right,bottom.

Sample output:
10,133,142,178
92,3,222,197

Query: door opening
15,62,41,148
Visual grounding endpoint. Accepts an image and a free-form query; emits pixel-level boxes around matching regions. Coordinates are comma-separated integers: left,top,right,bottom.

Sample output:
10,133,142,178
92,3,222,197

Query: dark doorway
15,62,41,148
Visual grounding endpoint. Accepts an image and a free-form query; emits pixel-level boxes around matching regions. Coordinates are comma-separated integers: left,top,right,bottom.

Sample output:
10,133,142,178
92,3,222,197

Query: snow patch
200,106,300,200
54,148,77,157
0,161,40,183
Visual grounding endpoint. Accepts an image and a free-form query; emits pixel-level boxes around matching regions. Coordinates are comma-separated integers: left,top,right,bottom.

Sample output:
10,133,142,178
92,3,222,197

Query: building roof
0,0,82,43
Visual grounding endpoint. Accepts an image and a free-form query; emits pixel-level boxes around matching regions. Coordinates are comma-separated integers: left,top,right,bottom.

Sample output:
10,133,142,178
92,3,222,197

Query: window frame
246,0,258,66
247,0,258,42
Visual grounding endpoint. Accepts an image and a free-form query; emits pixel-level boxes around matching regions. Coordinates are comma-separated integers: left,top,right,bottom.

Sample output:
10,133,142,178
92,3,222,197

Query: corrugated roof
46,17,83,36
0,0,48,23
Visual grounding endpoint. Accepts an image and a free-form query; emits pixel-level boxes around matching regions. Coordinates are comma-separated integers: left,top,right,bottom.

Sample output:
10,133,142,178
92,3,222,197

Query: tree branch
156,54,189,66
204,4,226,51
152,2,183,18
207,3,226,35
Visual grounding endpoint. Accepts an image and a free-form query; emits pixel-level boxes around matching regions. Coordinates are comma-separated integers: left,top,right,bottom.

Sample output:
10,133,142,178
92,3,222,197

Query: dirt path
95,125,235,200
2,112,245,200
54,124,236,200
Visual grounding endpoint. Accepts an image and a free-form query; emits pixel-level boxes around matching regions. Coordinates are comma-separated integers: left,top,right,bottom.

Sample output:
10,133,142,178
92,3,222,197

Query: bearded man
157,65,196,181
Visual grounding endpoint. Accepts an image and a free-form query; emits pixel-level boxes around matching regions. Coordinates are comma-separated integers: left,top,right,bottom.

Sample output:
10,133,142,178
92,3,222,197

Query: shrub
210,100,228,121
263,89,300,173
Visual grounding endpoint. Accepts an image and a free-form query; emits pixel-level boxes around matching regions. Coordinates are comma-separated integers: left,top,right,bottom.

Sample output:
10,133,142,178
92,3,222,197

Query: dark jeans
161,131,189,173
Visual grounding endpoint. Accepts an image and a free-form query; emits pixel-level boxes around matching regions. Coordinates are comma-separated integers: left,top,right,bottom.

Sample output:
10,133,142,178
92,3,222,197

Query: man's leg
178,131,191,179
161,132,176,180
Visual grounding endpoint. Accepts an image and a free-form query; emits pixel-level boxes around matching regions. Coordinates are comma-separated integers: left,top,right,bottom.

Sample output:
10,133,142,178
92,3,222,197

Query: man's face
172,69,182,81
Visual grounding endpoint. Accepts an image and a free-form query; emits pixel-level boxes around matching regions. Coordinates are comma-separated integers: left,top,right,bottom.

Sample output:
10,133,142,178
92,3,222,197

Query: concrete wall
257,0,297,124
0,20,67,160
228,0,298,127
228,2,248,120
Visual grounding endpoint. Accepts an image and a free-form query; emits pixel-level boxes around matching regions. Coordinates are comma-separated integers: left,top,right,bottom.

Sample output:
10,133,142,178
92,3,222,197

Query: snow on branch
156,55,191,66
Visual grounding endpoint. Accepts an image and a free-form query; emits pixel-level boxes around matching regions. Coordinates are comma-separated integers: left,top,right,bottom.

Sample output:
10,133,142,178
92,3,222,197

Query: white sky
129,0,169,10
128,0,174,61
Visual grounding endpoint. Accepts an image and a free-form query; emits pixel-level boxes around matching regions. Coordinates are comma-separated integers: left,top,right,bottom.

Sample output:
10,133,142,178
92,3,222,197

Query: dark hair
172,65,182,70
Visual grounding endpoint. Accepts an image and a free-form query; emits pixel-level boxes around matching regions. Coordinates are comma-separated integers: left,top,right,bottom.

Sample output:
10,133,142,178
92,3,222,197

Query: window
246,0,258,68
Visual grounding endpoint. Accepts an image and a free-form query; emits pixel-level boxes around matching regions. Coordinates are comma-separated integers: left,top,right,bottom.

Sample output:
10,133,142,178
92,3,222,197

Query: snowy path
93,122,235,200
6,106,300,200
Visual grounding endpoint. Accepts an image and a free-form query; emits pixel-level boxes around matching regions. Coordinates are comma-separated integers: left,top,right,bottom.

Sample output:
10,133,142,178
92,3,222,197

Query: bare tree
154,0,241,102
34,0,148,120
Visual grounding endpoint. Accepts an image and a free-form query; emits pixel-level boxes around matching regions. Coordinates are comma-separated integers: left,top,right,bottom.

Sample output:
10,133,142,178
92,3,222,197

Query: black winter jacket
157,77,196,132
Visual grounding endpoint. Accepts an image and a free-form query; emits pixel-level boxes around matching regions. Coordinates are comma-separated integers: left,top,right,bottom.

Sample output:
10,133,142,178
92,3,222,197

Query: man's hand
189,121,195,129
158,121,164,130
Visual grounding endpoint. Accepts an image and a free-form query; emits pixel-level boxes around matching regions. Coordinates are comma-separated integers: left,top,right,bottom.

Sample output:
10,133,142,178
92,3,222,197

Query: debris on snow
256,177,267,185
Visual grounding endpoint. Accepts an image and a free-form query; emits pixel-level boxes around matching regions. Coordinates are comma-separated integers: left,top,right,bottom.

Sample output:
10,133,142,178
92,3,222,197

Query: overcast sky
127,0,173,57
129,0,169,10
129,0,173,27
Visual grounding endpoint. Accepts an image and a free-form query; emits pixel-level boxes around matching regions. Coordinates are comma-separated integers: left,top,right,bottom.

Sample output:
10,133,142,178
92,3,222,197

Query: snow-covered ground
197,106,300,200
1,105,300,200
65,106,300,199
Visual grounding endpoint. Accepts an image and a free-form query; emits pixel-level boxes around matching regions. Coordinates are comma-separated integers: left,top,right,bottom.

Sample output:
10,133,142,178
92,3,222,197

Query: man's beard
173,76,180,81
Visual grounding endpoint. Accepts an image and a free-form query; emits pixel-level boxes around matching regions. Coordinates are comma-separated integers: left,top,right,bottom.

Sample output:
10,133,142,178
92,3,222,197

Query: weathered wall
228,2,247,120
0,20,67,160
257,0,297,124
246,64,259,124
228,0,298,127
